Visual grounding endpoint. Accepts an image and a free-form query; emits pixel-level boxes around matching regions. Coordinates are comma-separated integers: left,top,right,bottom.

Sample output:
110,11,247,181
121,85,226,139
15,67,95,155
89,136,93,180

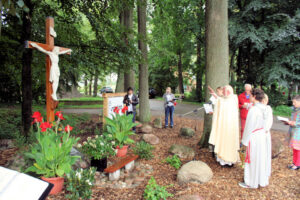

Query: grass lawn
155,97,203,106
273,105,292,117
59,104,103,109
60,96,103,101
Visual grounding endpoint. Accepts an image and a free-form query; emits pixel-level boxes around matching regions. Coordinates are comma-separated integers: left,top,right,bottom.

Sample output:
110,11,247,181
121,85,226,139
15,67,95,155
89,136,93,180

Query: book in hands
277,116,289,123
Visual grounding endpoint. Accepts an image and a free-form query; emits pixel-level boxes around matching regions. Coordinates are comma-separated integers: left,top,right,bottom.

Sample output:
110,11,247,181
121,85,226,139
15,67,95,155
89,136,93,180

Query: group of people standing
122,85,300,189
208,84,300,189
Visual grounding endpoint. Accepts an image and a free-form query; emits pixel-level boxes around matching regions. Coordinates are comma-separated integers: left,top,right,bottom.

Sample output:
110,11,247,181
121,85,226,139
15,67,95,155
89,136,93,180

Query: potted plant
77,134,115,172
105,106,138,157
25,111,79,195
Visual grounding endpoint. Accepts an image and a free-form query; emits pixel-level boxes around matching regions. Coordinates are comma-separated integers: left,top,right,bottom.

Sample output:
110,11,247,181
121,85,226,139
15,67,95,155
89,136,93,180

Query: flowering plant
105,106,138,148
77,134,115,160
65,167,96,200
25,111,79,178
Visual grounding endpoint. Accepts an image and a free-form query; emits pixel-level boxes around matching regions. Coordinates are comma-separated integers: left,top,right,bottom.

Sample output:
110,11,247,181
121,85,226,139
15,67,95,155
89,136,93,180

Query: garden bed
1,117,299,199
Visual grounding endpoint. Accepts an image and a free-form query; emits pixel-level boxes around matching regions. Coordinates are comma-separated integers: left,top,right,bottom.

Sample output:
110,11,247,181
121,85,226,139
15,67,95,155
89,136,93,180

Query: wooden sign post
25,17,71,122
102,93,126,123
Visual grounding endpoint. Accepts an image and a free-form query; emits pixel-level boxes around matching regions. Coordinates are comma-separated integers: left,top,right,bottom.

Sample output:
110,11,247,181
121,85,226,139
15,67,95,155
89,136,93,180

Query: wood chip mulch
1,117,299,200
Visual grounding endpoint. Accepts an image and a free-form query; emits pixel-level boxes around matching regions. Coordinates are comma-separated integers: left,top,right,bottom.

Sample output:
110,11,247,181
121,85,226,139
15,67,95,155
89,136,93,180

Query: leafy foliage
65,167,96,200
133,141,154,160
164,155,182,170
143,176,173,200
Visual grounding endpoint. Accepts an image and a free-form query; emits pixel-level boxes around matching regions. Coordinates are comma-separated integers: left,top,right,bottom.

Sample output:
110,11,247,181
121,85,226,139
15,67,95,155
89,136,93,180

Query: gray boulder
180,127,195,138
71,147,90,169
177,161,213,185
5,153,26,172
140,124,153,133
153,118,162,129
142,134,160,145
169,144,195,159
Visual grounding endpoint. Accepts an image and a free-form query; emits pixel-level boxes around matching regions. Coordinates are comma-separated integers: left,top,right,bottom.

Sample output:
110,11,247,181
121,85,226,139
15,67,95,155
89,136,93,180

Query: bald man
238,84,252,138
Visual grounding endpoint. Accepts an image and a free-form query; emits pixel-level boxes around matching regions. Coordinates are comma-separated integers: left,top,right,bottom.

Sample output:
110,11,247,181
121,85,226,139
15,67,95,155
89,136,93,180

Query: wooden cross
25,17,71,122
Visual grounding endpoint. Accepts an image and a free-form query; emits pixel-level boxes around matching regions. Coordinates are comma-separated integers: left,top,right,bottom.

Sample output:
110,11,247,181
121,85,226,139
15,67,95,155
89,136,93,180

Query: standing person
209,85,240,166
163,87,175,128
238,84,252,138
123,87,139,132
239,89,272,189
286,95,300,170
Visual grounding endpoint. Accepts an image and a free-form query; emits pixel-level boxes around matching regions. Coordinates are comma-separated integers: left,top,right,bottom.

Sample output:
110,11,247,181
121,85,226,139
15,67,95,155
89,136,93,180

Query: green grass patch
273,105,292,117
155,97,203,106
60,96,103,101
59,104,103,109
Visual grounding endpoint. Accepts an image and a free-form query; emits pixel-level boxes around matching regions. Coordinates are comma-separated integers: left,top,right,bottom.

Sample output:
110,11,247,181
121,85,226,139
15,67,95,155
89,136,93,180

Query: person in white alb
239,89,273,189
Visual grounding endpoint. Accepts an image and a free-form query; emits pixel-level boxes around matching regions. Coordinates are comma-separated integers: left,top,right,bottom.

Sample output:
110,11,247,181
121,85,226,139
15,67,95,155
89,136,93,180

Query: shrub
164,155,182,169
133,141,154,160
144,177,173,200
65,168,96,200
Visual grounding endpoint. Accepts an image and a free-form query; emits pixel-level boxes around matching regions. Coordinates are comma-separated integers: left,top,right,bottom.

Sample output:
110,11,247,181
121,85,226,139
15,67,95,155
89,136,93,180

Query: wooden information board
102,93,126,123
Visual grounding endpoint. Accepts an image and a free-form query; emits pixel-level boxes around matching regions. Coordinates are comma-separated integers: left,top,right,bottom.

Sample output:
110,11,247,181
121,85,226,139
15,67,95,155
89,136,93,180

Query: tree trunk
199,0,230,148
21,0,34,136
123,7,135,90
93,70,98,97
177,52,184,94
115,69,125,92
84,75,88,95
195,36,204,102
138,0,150,123
89,75,93,96
237,47,242,83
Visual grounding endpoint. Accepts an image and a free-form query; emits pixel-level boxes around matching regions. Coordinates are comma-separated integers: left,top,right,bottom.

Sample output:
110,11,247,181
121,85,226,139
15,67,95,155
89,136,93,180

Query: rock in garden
153,118,162,128
180,127,195,138
272,137,284,158
142,134,160,145
169,144,195,159
141,124,153,133
178,194,204,200
70,147,90,169
0,139,15,150
177,161,213,185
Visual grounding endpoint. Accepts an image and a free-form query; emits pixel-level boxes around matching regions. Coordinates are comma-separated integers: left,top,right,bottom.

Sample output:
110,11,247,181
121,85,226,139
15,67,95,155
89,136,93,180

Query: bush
265,89,287,107
143,176,173,200
164,155,182,169
0,108,22,139
65,168,96,200
133,141,154,160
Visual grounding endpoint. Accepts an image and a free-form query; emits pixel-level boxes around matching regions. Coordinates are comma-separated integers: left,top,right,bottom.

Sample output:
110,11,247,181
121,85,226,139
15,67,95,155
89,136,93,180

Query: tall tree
137,0,150,122
93,69,99,97
21,0,34,136
199,0,230,147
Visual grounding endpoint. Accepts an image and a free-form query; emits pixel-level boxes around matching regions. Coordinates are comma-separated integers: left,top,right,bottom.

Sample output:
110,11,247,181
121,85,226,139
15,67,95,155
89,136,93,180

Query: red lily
40,122,52,132
121,106,128,113
32,111,42,119
174,102,177,106
55,111,65,120
113,107,120,114
65,125,73,132
32,116,43,124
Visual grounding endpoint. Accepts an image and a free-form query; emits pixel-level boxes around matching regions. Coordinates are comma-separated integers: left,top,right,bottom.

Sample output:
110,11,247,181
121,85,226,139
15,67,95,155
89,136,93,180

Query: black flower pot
91,157,107,172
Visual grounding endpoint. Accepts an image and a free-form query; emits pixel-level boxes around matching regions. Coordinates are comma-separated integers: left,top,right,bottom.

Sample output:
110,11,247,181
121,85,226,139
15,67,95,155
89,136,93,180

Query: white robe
242,103,273,188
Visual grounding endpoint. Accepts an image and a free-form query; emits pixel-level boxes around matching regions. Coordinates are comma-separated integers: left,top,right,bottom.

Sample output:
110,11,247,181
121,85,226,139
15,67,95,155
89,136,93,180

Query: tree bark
123,7,135,91
93,70,98,97
115,68,125,92
89,75,93,96
138,0,151,123
199,0,230,148
21,0,34,136
84,75,88,95
177,52,184,94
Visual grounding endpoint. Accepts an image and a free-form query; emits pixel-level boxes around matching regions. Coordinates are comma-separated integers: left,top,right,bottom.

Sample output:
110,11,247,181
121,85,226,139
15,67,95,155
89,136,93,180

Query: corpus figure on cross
30,42,72,101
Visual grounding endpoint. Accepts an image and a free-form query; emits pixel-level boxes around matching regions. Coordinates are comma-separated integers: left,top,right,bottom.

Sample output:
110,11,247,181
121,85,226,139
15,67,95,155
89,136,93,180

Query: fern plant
143,177,173,200
133,141,154,160
164,155,182,170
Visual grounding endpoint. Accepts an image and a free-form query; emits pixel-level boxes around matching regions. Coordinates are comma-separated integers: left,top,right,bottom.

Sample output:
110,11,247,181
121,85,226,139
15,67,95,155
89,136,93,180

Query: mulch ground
1,117,299,200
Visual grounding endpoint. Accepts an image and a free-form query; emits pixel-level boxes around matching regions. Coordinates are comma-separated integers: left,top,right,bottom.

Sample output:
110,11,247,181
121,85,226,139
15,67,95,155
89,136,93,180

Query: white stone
177,161,213,184
109,169,120,181
125,160,135,171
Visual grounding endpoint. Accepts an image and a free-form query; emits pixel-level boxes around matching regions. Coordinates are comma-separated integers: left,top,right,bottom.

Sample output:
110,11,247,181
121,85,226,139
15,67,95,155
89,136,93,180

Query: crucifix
25,17,72,122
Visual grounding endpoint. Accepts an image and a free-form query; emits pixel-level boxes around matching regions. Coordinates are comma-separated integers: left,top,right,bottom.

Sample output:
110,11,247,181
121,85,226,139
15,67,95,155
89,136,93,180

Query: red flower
282,92,286,95
32,111,42,119
55,111,65,120
32,116,43,124
113,107,120,114
121,106,128,113
65,125,73,132
40,122,52,132
174,102,177,106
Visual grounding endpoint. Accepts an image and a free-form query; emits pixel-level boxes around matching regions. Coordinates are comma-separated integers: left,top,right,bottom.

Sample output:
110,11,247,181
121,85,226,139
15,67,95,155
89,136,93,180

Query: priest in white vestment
209,85,240,166
239,89,273,189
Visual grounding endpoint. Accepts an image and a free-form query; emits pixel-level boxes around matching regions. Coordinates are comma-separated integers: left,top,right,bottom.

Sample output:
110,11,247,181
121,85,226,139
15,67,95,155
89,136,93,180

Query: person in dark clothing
123,87,139,131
